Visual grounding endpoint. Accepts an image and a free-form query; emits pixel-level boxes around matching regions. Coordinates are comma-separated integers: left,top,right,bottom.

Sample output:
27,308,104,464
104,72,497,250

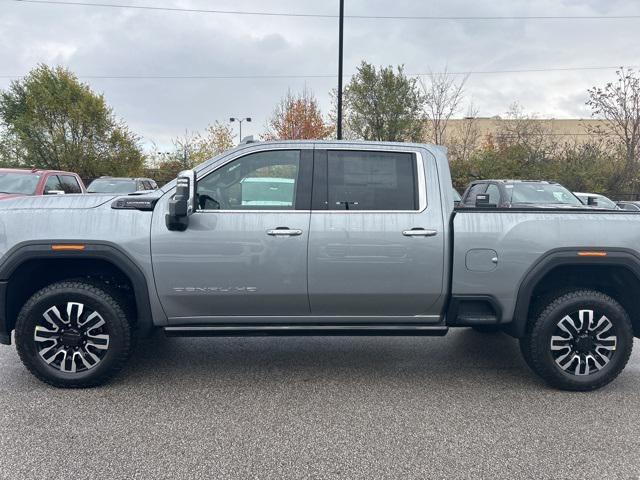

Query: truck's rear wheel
15,280,132,388
520,289,634,391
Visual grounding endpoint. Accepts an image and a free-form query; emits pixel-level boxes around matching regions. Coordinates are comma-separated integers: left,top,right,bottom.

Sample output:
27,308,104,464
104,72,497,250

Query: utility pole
337,0,344,140
230,117,252,144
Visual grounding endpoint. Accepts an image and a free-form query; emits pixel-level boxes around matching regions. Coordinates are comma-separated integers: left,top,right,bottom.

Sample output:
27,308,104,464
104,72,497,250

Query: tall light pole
337,0,344,140
230,117,252,144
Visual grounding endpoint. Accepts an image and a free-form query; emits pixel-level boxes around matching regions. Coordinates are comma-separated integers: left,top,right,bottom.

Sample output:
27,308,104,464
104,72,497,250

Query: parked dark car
0,168,85,201
87,177,158,194
461,179,585,208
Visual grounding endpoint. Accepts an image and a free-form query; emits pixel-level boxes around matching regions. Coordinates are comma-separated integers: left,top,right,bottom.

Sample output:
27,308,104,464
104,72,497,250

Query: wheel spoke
558,315,580,338
87,333,110,349
66,302,84,328
578,310,593,333
34,326,59,343
42,306,66,330
79,311,105,330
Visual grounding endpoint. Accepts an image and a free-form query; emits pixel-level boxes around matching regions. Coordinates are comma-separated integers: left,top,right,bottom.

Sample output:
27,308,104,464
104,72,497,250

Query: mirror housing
166,170,197,231
475,193,495,208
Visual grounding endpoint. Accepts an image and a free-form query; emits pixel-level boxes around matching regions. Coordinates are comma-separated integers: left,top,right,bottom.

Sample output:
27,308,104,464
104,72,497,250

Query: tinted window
326,151,417,211
464,183,487,205
486,184,500,205
0,172,40,195
197,150,300,210
44,175,63,193
60,175,82,194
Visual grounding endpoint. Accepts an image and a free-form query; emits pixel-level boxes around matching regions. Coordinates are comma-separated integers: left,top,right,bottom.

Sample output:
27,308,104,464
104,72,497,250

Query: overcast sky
1,0,639,150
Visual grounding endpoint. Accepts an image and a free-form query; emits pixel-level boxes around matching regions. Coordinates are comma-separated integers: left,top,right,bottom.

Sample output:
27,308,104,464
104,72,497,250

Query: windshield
507,183,582,206
88,179,137,193
0,172,40,195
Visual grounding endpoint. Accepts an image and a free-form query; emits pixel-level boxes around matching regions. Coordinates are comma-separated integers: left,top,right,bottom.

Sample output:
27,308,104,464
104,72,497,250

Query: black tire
520,289,634,391
15,280,132,388
472,325,503,334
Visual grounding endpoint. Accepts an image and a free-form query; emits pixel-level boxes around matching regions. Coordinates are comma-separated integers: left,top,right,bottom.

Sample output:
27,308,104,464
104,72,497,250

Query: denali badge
172,286,258,294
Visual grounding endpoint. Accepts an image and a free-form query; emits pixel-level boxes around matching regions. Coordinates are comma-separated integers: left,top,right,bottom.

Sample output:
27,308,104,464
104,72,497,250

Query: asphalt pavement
1,330,639,479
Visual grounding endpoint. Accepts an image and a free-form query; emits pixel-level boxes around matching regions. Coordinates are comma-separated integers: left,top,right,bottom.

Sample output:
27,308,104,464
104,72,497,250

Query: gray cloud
0,0,638,149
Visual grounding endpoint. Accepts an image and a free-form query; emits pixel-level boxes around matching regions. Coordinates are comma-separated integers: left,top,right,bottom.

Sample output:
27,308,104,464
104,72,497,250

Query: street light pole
229,117,252,144
337,0,344,140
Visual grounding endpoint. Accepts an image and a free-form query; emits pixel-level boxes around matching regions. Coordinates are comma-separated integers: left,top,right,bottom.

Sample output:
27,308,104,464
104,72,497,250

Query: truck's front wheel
520,290,634,391
15,280,132,388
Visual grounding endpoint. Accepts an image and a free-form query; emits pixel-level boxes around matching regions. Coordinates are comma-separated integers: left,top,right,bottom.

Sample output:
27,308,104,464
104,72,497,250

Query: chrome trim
402,229,438,237
267,229,303,236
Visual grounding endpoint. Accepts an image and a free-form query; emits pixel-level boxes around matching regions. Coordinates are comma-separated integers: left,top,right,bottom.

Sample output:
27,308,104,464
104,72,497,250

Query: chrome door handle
402,228,438,237
267,228,303,236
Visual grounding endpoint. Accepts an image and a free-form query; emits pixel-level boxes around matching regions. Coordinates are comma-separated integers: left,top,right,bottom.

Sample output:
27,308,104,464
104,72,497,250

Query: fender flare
506,247,640,338
0,241,154,341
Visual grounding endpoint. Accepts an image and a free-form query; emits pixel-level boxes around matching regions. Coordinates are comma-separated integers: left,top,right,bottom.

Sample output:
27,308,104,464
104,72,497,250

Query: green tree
0,64,143,177
341,62,425,141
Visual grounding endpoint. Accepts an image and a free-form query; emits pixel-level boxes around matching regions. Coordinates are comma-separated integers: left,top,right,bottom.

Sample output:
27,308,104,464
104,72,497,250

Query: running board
164,324,449,337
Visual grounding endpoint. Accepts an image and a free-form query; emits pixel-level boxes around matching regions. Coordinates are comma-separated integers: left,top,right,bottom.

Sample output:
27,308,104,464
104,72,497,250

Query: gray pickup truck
0,141,638,390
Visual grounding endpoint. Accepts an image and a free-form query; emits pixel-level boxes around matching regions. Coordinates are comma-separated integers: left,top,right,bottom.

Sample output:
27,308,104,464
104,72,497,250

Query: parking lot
1,330,639,479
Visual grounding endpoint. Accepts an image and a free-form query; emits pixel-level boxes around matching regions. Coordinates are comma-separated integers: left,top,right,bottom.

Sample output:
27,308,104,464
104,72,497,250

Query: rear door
307,148,445,318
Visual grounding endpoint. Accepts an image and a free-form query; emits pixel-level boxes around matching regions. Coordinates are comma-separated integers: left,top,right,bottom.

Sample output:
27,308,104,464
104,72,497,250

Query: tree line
1,63,639,195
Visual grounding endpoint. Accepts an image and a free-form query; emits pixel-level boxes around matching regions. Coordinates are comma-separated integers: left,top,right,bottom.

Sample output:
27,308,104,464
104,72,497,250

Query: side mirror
587,196,599,207
45,190,65,195
166,170,197,231
475,193,495,208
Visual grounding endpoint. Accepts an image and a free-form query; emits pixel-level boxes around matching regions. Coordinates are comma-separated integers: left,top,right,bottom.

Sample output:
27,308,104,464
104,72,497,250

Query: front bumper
0,281,10,345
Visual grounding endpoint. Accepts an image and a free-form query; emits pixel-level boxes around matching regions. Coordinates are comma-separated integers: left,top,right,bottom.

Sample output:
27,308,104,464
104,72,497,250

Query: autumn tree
264,88,331,140
149,122,235,182
421,69,467,145
0,64,144,177
587,68,640,190
342,62,425,142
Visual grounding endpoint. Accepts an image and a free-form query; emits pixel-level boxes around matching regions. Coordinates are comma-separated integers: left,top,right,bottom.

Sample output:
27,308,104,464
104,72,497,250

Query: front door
151,147,313,322
307,148,445,319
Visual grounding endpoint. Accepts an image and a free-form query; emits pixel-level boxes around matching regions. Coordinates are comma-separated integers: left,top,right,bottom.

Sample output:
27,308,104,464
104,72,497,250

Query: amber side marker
577,251,607,257
51,244,86,251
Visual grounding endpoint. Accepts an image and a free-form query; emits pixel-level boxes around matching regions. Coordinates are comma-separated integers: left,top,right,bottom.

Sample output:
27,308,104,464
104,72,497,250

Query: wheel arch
0,241,154,345
506,248,640,339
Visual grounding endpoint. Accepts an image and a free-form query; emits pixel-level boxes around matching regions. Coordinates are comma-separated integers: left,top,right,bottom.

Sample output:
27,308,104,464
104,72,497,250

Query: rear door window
325,151,417,211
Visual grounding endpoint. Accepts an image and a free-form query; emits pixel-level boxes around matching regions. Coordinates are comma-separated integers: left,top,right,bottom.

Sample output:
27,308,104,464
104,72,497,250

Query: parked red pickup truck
0,168,86,200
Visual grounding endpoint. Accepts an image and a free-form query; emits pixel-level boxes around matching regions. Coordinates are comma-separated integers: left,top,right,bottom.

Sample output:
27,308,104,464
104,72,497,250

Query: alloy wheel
550,309,617,376
33,302,110,373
